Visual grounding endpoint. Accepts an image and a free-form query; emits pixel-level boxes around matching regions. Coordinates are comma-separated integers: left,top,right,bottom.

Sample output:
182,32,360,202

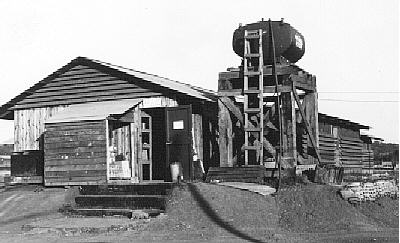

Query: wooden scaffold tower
217,19,321,181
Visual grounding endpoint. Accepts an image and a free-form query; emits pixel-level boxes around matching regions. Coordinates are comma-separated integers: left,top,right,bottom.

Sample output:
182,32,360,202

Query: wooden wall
44,120,107,186
192,114,203,161
317,120,364,174
13,65,164,110
14,106,67,152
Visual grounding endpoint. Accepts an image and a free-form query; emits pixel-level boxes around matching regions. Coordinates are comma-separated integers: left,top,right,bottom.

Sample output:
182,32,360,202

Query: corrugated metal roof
45,99,142,124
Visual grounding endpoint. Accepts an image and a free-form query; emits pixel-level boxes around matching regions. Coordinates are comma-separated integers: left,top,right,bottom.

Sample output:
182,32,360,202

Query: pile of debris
340,180,398,204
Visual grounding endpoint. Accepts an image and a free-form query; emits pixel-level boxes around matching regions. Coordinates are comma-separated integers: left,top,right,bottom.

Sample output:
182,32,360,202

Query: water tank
232,20,305,64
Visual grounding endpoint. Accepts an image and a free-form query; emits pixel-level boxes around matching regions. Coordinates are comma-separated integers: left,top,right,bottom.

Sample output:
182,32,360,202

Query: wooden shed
318,113,369,174
0,57,219,186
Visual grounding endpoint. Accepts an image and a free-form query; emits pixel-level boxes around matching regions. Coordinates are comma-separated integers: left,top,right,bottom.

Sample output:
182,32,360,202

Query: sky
0,0,398,143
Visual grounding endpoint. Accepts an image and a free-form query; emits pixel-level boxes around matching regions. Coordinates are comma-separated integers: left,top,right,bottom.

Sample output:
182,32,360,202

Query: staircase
65,183,174,219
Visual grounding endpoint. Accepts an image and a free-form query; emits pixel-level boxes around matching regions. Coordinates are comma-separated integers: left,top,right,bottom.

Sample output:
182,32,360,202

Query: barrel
232,20,305,64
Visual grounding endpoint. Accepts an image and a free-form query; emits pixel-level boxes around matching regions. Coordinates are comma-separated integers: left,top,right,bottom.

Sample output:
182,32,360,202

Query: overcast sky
0,0,398,143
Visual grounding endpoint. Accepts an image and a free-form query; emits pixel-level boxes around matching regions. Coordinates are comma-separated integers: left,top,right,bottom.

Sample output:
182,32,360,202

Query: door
166,106,192,181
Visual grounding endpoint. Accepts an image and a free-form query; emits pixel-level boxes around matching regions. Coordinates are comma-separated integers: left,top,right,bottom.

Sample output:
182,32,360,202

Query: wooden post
303,90,319,164
280,91,297,170
218,99,233,167
105,119,110,183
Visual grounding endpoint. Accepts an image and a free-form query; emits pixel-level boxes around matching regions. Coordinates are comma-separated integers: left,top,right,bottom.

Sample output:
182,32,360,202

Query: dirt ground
0,183,398,243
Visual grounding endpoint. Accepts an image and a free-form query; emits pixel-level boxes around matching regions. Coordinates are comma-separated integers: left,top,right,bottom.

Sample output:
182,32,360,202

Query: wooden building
318,113,369,175
0,57,218,186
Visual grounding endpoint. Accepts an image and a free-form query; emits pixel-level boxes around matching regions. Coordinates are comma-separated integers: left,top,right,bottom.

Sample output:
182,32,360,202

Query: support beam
291,80,321,164
218,99,233,167
280,91,297,168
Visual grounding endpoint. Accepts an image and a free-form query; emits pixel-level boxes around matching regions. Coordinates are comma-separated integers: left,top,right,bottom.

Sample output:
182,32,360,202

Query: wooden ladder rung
244,108,261,113
243,146,259,150
244,35,260,39
244,53,260,58
244,71,261,76
245,127,262,132
244,89,262,94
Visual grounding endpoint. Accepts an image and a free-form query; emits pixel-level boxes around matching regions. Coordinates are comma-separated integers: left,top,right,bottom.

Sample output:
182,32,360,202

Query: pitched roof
318,112,369,129
0,57,216,120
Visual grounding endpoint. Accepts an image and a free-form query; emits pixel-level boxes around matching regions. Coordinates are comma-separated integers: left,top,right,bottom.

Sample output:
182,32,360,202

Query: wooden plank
18,88,153,104
44,146,106,155
218,99,233,167
40,77,123,90
218,96,243,126
13,92,162,109
45,180,106,186
59,67,101,77
281,90,297,167
45,152,105,160
292,82,321,164
45,158,106,166
14,106,67,151
44,140,106,149
218,90,242,96
45,170,106,177
45,176,106,183
45,130,105,138
219,71,240,80
46,122,105,130
69,65,91,71
31,83,138,98
45,132,106,139
263,85,292,93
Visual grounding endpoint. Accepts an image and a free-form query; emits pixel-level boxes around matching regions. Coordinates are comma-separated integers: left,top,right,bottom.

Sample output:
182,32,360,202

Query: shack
0,57,218,186
318,113,370,175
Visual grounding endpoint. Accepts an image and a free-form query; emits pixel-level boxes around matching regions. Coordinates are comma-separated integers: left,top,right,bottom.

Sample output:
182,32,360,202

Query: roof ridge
87,57,216,95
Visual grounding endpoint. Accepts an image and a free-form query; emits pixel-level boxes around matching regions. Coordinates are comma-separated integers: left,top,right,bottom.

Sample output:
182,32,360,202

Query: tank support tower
217,19,320,181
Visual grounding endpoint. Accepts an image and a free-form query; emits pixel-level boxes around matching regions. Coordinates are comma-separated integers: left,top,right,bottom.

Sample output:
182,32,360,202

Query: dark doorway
166,106,192,181
143,108,166,181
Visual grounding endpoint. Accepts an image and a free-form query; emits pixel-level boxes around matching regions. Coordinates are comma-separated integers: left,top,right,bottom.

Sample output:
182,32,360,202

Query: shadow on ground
187,183,268,243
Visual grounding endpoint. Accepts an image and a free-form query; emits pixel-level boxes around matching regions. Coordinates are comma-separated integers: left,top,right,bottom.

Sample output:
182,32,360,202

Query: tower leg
280,91,297,177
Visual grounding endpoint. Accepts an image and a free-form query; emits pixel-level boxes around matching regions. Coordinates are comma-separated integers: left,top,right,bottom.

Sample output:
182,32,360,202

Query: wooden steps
68,208,164,219
206,166,273,184
64,183,173,218
74,194,166,209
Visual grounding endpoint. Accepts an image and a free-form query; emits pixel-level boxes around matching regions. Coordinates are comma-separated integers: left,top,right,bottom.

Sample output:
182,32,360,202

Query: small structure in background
0,139,13,188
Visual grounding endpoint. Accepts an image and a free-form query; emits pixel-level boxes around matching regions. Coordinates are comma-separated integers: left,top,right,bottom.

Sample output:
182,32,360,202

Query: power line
319,99,399,103
318,91,399,94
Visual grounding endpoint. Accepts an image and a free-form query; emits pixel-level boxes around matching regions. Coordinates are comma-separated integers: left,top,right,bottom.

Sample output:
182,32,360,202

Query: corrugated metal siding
44,120,107,186
13,65,163,109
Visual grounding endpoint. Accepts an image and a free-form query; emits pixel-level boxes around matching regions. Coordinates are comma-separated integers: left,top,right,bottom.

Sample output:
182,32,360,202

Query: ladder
243,29,264,166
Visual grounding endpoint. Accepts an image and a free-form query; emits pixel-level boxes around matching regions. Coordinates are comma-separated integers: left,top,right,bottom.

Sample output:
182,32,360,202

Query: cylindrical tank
233,20,305,64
